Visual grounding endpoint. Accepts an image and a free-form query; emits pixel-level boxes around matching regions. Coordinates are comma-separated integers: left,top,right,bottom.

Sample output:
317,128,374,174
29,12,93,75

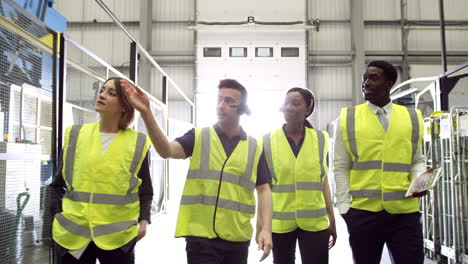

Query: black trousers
272,228,330,264
342,208,424,264
54,240,136,264
186,238,249,264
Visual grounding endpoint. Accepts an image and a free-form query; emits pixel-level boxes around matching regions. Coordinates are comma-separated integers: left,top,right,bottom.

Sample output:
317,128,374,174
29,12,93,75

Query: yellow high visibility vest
264,127,329,233
175,126,262,242
340,103,423,214
52,122,151,250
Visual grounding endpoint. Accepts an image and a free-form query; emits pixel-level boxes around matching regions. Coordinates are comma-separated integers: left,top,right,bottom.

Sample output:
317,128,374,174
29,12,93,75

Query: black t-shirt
174,124,272,186
175,124,271,249
280,125,329,166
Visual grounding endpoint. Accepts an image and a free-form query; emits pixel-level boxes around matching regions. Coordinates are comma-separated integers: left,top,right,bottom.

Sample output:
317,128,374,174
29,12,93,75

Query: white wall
196,30,306,134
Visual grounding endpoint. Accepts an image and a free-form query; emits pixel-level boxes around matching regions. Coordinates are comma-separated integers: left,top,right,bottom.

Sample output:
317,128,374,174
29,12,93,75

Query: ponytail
304,119,313,128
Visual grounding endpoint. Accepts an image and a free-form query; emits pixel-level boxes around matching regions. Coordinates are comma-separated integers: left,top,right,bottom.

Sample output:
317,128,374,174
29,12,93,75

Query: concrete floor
9,160,439,264
135,159,438,263
16,208,438,264
135,207,438,264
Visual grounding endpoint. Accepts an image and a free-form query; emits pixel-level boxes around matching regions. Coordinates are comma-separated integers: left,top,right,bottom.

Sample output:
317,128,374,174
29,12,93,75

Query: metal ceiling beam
350,0,365,105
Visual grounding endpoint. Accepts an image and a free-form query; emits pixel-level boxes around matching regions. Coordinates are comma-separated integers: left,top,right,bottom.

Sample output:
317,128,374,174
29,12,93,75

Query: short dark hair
102,77,135,130
218,79,250,115
218,79,247,101
286,87,315,128
367,60,398,84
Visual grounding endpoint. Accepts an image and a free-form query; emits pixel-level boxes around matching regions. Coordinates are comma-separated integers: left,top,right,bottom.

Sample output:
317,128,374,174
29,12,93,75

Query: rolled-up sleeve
410,148,427,180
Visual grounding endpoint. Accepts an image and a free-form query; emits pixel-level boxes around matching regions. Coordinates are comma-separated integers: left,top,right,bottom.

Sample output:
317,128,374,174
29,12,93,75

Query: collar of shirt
282,124,305,157
366,101,392,115
281,124,305,142
214,123,247,141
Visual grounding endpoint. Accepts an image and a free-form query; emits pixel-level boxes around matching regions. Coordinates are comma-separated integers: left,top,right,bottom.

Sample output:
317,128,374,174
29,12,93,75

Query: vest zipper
212,156,230,238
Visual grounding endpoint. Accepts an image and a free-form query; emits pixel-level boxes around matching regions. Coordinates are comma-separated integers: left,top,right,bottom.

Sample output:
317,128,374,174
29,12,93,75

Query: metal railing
390,61,468,113
422,110,468,263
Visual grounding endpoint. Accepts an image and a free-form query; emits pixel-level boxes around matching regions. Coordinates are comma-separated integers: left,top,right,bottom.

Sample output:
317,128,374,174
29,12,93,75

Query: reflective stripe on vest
273,208,327,220
346,107,419,175
185,127,257,192
347,106,420,201
349,189,412,201
56,213,90,238
56,214,138,238
180,194,255,215
64,190,140,205
263,133,277,182
271,182,323,192
64,129,147,205
65,125,82,190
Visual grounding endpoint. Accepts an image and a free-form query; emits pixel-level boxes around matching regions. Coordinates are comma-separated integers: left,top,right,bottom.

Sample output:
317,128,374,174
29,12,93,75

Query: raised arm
120,80,186,159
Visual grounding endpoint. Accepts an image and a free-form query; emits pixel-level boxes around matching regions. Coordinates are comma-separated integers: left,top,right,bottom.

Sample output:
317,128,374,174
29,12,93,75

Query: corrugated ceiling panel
66,25,85,43
364,0,400,20
152,24,194,53
445,30,468,51
407,30,468,51
112,0,140,21
150,66,194,101
164,66,194,100
81,24,114,65
365,25,401,51
407,0,468,20
154,0,194,21
110,25,139,66
310,100,352,131
53,0,83,21
83,0,112,22
308,0,350,20
410,64,459,78
309,67,352,100
309,23,351,51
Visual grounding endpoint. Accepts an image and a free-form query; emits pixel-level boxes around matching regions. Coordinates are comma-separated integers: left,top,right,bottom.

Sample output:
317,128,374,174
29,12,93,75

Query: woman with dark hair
262,87,336,263
49,77,153,264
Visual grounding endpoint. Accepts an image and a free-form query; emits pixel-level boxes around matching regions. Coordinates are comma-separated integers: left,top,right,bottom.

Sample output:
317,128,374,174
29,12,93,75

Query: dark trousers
342,208,424,264
54,240,136,264
272,228,330,264
186,239,249,264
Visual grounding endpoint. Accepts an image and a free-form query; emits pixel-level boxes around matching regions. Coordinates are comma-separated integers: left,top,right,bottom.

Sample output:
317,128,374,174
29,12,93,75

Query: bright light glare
195,90,286,138
241,90,285,137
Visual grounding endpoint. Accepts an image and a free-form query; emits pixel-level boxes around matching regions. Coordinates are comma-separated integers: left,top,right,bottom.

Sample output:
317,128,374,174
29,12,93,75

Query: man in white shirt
333,60,428,264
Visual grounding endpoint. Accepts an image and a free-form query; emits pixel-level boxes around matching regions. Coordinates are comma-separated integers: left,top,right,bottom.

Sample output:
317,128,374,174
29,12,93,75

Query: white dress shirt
333,101,427,214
